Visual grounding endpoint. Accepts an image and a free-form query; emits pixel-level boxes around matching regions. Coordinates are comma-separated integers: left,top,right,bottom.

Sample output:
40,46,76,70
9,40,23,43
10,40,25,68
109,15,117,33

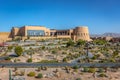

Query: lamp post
86,42,89,57
85,42,89,62
9,69,12,80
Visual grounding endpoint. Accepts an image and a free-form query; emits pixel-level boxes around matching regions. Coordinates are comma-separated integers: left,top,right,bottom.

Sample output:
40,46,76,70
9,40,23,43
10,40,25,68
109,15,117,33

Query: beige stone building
0,32,11,42
0,26,91,42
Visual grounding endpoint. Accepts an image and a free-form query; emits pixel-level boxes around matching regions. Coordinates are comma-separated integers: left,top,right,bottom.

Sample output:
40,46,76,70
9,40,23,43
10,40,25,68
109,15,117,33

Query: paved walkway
0,62,120,68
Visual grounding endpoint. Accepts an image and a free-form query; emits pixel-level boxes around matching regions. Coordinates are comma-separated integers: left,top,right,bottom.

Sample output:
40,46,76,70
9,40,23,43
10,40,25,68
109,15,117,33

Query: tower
73,26,90,41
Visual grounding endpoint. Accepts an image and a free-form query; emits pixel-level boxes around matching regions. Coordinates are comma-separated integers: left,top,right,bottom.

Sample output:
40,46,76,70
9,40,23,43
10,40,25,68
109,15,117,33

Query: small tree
15,46,23,56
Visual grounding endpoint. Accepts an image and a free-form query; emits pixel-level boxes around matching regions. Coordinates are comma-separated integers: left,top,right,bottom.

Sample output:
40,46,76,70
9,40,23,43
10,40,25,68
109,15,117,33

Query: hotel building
0,26,91,42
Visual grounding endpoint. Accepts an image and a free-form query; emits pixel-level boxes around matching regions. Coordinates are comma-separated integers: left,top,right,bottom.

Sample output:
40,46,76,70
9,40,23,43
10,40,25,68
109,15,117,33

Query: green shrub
83,67,89,72
83,67,96,73
98,68,104,73
42,46,45,49
27,72,36,77
98,73,107,77
8,46,13,51
36,73,43,78
91,56,97,60
52,50,57,54
66,40,74,47
73,65,79,69
62,52,67,54
109,58,115,62
76,39,86,46
14,46,23,56
27,58,32,63
63,58,67,62
5,57,11,60
88,68,96,73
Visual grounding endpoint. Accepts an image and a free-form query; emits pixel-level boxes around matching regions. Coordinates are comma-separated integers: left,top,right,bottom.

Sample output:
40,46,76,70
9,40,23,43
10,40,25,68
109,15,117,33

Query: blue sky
0,0,120,34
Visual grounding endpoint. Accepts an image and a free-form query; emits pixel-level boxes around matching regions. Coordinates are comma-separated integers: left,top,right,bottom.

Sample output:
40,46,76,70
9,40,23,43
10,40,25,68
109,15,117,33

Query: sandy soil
0,68,120,80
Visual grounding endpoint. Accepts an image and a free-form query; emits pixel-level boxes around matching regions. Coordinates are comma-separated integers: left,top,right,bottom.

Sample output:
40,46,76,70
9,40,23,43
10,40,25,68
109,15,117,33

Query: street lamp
9,69,12,80
85,42,90,62
86,42,89,57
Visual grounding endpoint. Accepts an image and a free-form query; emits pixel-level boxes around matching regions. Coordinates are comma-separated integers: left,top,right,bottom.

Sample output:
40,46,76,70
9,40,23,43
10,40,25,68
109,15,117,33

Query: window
27,30,45,36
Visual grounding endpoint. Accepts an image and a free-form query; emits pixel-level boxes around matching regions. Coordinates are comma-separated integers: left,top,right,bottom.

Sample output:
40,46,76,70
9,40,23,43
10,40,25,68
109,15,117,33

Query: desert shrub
27,72,36,77
98,73,107,77
42,46,45,49
76,39,86,46
91,55,97,60
62,51,67,54
63,58,67,62
51,50,57,54
36,73,43,78
5,57,11,60
14,46,23,56
72,65,79,69
66,40,74,47
27,58,32,63
83,67,96,73
8,46,13,51
83,67,89,72
109,58,115,62
88,68,96,73
98,68,105,73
